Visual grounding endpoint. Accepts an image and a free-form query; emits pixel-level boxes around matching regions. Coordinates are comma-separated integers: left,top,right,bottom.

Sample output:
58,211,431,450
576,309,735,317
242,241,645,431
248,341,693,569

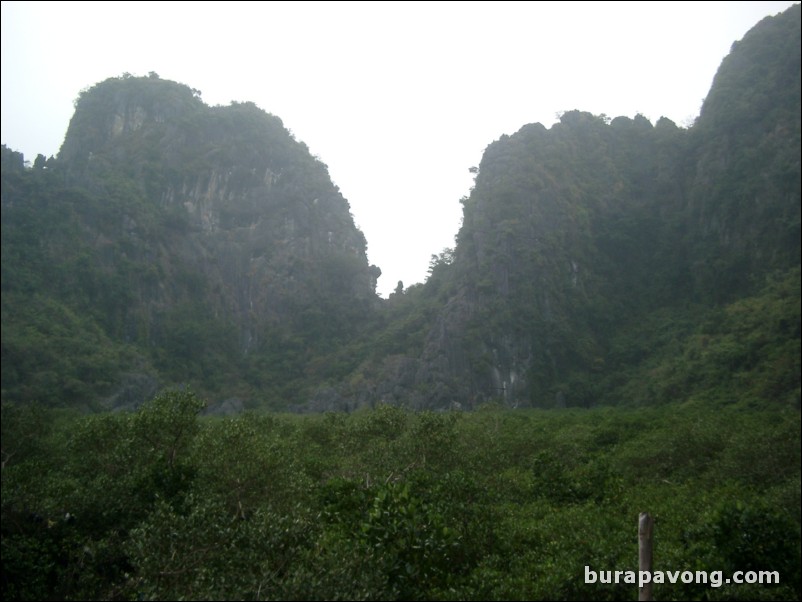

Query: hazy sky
1,1,797,296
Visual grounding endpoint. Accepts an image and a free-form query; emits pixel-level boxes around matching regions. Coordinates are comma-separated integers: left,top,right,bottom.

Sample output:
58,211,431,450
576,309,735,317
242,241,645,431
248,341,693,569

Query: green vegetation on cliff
2,74,380,410
1,6,799,413
340,5,800,411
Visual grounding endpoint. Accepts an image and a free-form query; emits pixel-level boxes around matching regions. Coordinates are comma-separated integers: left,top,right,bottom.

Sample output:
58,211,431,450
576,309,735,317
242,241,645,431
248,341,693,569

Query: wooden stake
639,512,654,601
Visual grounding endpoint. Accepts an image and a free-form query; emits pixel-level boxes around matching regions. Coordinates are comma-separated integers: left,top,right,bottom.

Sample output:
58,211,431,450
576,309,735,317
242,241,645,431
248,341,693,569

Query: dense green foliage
2,392,799,600
1,9,800,598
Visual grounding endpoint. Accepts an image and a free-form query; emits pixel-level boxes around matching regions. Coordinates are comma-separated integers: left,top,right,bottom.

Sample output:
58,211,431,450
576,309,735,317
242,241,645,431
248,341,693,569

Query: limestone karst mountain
2,4,799,411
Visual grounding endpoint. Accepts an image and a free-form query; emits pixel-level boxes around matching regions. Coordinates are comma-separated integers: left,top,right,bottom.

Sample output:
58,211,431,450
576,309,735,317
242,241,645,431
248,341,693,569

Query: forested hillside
2,76,380,411
327,4,800,411
1,6,799,413
2,6,800,601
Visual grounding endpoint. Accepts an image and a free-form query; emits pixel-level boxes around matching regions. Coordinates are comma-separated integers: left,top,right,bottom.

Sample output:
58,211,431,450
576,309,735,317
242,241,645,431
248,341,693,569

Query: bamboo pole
638,512,654,601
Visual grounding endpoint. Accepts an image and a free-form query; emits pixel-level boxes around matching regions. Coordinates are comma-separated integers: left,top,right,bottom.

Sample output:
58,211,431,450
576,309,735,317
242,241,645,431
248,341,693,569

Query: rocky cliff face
65,76,379,349
352,113,688,410
3,7,798,413
686,4,801,301
3,74,380,409
333,5,800,411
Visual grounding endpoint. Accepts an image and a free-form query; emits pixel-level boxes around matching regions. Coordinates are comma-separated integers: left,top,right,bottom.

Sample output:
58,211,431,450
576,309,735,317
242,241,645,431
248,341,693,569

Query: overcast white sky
1,1,797,296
